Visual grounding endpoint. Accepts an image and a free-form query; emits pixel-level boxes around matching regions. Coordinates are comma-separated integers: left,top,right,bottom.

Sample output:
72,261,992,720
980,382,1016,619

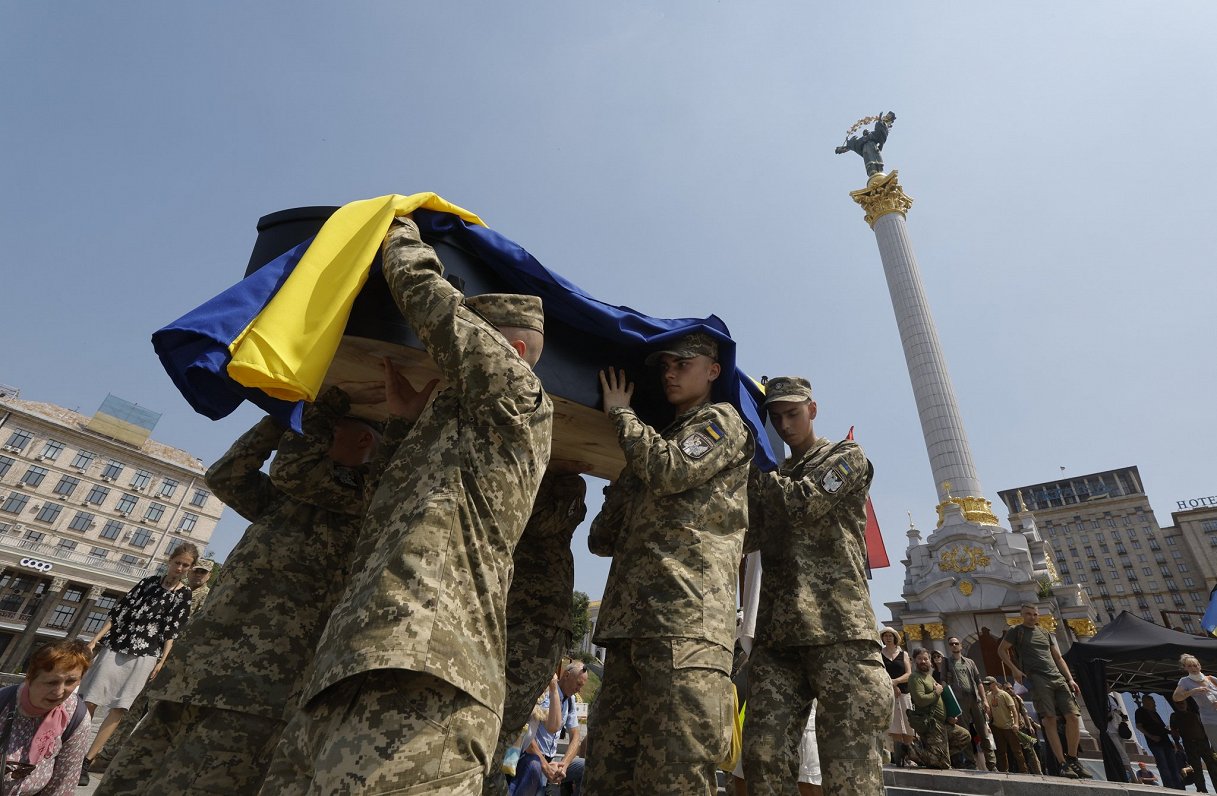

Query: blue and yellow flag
152,193,777,467
1203,586,1217,638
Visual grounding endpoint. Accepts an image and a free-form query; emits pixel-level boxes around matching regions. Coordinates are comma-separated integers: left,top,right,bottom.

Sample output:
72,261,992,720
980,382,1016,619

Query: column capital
86,585,104,602
935,496,1000,528
48,576,67,593
849,170,913,227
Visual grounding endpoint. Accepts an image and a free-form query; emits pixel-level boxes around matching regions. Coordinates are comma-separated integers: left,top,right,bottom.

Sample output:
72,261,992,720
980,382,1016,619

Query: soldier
259,215,554,795
907,648,972,769
486,468,588,796
96,386,381,795
740,376,890,796
944,635,995,769
583,332,753,796
186,559,213,613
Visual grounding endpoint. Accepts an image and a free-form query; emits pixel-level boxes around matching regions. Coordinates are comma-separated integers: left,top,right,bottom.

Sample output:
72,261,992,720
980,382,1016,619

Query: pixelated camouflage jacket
304,218,554,714
147,387,369,720
745,436,878,648
589,401,752,650
506,471,587,632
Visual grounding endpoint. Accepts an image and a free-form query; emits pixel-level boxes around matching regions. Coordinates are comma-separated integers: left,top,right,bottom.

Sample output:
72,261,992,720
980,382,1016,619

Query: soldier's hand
599,368,634,414
335,380,385,405
383,358,438,422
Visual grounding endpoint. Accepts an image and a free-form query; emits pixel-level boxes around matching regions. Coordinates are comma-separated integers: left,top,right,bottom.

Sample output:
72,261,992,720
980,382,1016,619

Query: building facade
0,390,221,671
998,467,1211,634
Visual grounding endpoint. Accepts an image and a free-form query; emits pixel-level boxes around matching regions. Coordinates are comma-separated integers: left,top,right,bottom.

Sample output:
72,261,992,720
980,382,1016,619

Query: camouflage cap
981,675,997,685
465,293,544,334
644,332,719,366
763,376,813,406
192,558,215,572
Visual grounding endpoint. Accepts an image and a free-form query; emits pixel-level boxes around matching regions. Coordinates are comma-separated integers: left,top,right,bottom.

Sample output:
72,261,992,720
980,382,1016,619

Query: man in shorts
998,603,1091,779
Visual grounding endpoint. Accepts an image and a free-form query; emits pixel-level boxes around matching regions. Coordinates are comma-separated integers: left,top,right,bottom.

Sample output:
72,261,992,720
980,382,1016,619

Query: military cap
192,558,215,572
465,293,545,334
981,675,997,685
644,332,719,366
763,376,813,406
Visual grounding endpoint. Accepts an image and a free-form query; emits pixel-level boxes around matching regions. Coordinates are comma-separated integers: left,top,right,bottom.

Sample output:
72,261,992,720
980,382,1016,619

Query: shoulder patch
822,468,844,493
679,431,715,459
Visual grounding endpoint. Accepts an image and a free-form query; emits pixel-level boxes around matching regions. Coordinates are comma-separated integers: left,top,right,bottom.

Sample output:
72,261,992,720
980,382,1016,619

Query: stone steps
884,767,1171,795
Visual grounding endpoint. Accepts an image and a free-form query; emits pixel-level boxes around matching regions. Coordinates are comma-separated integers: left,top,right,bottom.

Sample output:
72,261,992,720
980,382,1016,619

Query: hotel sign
1176,495,1217,510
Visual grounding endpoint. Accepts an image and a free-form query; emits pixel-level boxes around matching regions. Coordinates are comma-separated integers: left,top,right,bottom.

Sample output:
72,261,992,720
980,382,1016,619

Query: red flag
848,426,890,570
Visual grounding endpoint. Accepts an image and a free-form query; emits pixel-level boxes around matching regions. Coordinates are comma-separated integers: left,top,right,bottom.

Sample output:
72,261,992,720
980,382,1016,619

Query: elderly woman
1173,654,1217,747
0,640,92,795
880,627,915,766
77,543,198,784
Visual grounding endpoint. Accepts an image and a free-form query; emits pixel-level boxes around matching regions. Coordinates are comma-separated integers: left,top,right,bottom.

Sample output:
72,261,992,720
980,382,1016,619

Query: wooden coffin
245,207,677,480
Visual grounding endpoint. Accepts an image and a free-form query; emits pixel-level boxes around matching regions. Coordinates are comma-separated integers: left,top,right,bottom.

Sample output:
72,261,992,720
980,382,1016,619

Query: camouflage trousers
909,716,971,770
583,637,732,796
259,669,498,796
741,640,891,796
484,623,570,796
92,689,151,769
96,700,284,795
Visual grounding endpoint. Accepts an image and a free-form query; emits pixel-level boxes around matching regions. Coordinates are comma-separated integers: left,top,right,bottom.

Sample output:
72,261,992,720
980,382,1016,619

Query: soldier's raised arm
269,386,367,516
381,217,543,423
205,416,282,521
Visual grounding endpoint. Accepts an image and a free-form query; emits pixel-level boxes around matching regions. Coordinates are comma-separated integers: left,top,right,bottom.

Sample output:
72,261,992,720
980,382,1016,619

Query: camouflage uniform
583,397,752,796
740,382,890,796
260,217,554,796
98,387,371,796
485,471,587,796
908,669,971,769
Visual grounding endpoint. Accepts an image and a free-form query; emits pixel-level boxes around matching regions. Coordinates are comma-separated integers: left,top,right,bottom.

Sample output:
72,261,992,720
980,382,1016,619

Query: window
1154,594,1165,605
1116,585,1125,594
88,547,108,560
1131,540,1142,549
0,522,10,535
1184,578,1196,587
99,520,122,540
190,489,209,508
0,456,12,478
45,603,77,630
158,478,178,499
71,450,95,470
1202,520,1217,532
67,511,94,532
1142,567,1153,576
34,502,62,523
1123,516,1131,525
24,531,44,543
119,554,141,566
1106,519,1116,528
1167,536,1178,546
129,528,153,548
84,485,110,505
165,537,188,555
1103,558,1114,567
52,476,80,497
1,494,29,514
38,440,64,461
4,429,32,451
1084,546,1095,557
1063,575,1074,585
177,513,197,533
101,460,123,481
1172,550,1184,560
1178,564,1189,573
55,539,77,553
143,503,165,523
20,466,48,487
116,494,137,515
130,470,151,490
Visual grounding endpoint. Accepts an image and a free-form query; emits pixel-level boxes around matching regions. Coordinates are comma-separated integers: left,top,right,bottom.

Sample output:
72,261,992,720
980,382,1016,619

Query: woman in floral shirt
76,543,198,783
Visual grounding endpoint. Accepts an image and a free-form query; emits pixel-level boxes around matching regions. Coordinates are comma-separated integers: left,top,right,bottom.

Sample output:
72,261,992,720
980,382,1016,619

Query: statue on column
835,112,897,178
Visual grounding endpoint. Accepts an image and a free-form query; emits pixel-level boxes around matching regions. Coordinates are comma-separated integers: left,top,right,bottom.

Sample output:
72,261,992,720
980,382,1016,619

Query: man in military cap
98,386,382,795
186,559,214,613
583,331,753,796
485,466,588,796
260,215,554,795
741,376,890,796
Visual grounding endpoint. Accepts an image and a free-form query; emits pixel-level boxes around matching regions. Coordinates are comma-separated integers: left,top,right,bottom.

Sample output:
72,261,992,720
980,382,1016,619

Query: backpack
0,684,89,748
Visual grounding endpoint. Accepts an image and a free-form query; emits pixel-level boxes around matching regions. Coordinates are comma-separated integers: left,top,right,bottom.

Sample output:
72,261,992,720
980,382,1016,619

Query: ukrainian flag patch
704,421,725,441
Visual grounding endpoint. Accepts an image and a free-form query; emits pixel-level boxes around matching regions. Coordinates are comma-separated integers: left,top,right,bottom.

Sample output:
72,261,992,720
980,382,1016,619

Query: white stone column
850,172,997,526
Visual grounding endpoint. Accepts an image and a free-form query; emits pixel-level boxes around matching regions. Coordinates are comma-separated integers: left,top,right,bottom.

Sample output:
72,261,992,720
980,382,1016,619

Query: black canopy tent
1064,611,1217,781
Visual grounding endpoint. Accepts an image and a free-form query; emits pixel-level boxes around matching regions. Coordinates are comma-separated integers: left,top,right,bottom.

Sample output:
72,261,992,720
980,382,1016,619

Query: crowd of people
4,216,1210,795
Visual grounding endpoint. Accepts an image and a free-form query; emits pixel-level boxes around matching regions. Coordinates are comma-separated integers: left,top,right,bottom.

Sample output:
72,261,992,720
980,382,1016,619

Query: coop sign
1176,495,1217,510
19,558,53,573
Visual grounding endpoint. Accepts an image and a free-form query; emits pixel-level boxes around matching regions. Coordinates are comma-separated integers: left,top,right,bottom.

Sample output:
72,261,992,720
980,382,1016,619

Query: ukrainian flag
1203,585,1217,638
151,192,777,469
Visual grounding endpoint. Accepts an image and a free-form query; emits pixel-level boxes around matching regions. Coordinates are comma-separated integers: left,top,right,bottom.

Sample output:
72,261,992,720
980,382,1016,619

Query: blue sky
3,3,1215,620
